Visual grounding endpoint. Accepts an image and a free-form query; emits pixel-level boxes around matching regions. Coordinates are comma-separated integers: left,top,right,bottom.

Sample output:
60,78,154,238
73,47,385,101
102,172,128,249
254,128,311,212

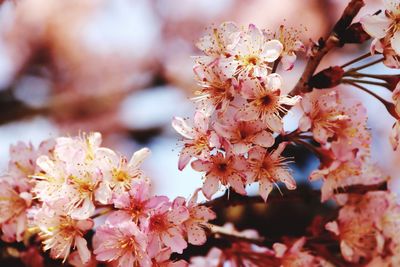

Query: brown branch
290,0,365,96
203,181,387,208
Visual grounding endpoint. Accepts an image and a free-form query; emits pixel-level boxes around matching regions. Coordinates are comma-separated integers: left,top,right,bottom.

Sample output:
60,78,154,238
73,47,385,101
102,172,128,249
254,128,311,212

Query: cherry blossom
361,0,400,58
268,25,306,71
34,206,93,264
237,75,300,132
223,24,283,79
172,112,220,170
213,117,274,154
196,22,240,58
310,160,385,202
95,147,151,205
246,143,296,202
192,60,236,116
191,146,248,199
112,179,169,224
299,89,371,161
173,189,216,245
0,181,32,242
146,200,189,255
325,192,394,263
93,211,151,267
273,237,333,266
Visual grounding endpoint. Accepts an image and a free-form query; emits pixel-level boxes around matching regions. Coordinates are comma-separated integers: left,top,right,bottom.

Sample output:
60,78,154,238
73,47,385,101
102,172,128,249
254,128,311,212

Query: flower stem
347,57,384,72
340,51,371,68
341,79,388,88
345,81,400,119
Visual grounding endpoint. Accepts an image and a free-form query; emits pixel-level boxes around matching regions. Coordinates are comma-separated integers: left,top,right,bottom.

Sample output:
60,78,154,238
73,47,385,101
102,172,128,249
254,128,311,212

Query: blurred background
0,0,398,201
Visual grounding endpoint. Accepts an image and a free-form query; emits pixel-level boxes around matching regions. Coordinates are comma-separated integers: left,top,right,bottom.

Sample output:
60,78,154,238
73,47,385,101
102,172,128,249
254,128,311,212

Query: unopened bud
341,23,371,44
309,66,344,89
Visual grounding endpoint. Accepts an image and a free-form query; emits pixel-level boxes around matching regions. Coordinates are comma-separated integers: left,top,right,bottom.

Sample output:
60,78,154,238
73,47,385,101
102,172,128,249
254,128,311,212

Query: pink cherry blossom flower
0,181,32,242
196,22,240,57
147,200,189,255
189,247,223,267
191,146,248,199
93,211,151,267
237,75,300,132
113,180,169,224
95,147,151,204
273,237,332,267
192,60,235,116
173,189,216,246
6,139,55,192
268,25,306,71
68,251,97,267
361,1,400,57
325,192,391,263
34,206,93,264
33,155,68,205
310,160,385,202
213,117,274,154
222,24,283,79
152,248,188,267
246,143,296,202
172,112,220,170
299,90,370,161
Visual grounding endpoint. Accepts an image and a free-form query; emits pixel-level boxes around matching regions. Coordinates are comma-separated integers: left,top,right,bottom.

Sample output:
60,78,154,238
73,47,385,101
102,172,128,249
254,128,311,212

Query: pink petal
261,39,283,62
281,54,297,71
75,236,91,264
325,221,340,236
178,148,192,171
266,73,282,90
253,131,274,148
129,148,150,168
168,206,189,224
275,169,296,190
383,0,400,13
259,179,273,202
172,117,194,139
194,112,209,134
191,160,213,172
240,78,258,99
360,14,390,39
272,243,287,258
186,222,207,245
202,174,220,199
232,142,251,154
218,57,239,79
70,198,95,220
192,206,216,221
391,31,400,55
298,116,312,131
228,173,246,195
161,229,188,254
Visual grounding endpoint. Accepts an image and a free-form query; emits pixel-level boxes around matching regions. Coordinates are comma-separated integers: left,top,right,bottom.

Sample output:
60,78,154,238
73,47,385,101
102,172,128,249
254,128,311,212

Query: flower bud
341,23,371,44
309,66,344,89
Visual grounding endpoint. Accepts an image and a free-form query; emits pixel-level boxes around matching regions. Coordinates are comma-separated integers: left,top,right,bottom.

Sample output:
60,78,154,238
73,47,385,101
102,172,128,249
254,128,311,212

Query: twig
203,182,388,208
290,0,365,96
340,51,371,68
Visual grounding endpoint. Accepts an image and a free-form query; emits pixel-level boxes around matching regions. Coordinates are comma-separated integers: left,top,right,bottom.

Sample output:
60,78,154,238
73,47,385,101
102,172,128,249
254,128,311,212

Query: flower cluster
326,191,400,265
189,224,333,267
173,22,303,201
0,133,215,266
361,0,400,68
298,89,385,201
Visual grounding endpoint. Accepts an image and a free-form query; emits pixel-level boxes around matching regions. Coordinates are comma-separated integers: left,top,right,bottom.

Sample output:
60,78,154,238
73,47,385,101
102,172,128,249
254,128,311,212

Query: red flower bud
341,23,371,44
309,66,345,89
